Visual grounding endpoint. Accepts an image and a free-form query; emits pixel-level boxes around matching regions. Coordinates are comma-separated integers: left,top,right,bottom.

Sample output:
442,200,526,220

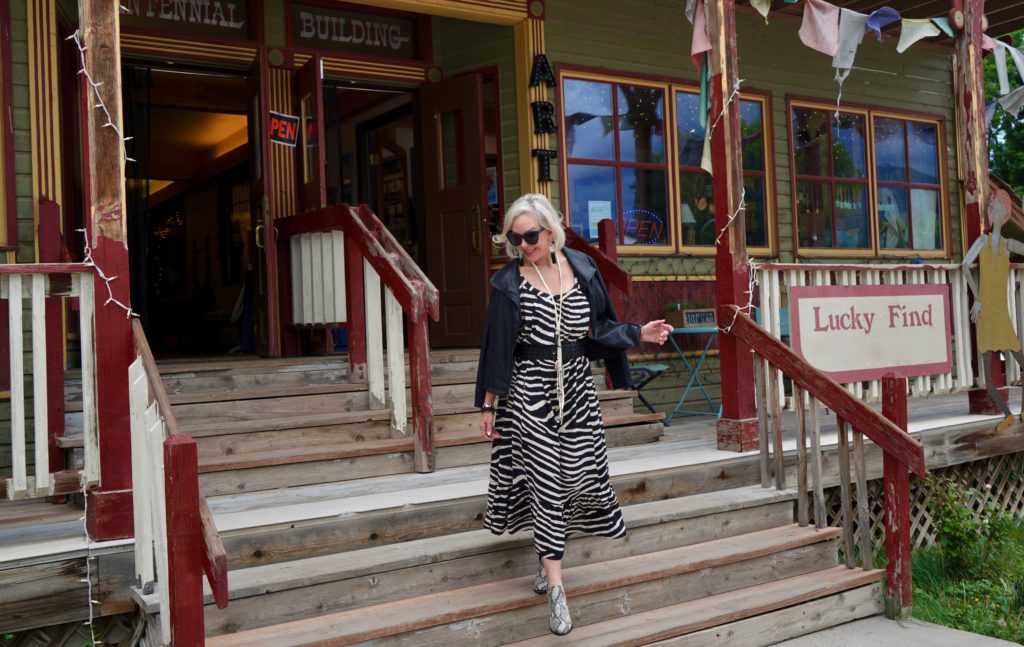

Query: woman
474,194,673,636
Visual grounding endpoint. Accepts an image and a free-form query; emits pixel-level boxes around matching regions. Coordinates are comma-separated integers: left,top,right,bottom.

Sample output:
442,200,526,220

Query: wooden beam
882,375,913,619
952,0,989,245
722,306,926,476
80,0,135,542
706,0,758,452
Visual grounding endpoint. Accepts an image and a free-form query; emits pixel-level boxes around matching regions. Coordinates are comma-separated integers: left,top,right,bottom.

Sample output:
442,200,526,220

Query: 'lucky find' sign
789,284,952,383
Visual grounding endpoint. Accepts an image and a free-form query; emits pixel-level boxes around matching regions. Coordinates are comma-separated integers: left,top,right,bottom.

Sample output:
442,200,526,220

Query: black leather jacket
474,248,641,407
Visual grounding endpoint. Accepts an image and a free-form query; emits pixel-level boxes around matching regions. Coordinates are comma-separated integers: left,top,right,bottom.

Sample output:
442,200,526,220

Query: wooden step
639,582,882,647
204,524,839,645
56,410,662,456
209,443,772,568
169,381,634,422
197,414,662,495
506,568,884,647
195,488,796,633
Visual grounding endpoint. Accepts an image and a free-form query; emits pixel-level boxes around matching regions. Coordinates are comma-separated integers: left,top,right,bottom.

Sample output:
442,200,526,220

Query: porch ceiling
772,1,1024,39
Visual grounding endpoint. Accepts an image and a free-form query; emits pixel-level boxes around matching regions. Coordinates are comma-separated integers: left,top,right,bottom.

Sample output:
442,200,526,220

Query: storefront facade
2,0,1018,408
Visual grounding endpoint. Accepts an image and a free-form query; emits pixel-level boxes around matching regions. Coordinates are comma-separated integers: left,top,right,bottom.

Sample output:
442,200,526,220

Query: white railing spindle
385,289,407,436
129,357,154,590
31,274,49,495
8,274,27,497
364,259,385,409
78,272,100,487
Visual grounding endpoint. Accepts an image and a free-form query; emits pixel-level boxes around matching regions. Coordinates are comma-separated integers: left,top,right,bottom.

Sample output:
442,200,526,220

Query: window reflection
564,79,615,161
617,85,665,163
873,116,942,251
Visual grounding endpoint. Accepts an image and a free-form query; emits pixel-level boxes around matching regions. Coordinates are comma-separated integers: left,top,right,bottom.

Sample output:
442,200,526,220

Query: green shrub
912,475,1024,643
928,475,1020,579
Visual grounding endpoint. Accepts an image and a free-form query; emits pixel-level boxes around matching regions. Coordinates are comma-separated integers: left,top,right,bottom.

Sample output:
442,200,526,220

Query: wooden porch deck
3,388,1020,565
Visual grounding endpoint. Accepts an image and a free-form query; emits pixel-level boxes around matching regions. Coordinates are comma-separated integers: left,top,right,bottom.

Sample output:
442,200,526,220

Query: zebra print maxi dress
484,274,626,560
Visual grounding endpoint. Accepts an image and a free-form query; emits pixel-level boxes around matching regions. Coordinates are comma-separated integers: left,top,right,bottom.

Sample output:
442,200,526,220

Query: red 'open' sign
269,111,299,147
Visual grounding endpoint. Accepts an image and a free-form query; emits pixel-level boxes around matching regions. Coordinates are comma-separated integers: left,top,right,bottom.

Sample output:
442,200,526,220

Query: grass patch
910,476,1024,643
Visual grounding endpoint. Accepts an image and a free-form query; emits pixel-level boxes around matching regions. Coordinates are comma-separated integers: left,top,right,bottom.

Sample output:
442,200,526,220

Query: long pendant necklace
530,255,566,425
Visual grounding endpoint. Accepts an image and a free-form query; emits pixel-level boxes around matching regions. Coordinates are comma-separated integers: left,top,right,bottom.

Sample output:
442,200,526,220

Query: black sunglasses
506,227,545,246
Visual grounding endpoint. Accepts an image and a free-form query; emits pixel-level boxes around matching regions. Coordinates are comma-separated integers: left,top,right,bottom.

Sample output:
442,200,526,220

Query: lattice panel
0,611,150,647
818,453,1024,561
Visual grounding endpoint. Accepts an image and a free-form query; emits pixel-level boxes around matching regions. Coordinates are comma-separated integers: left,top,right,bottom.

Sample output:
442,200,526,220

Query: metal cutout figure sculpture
962,189,1024,431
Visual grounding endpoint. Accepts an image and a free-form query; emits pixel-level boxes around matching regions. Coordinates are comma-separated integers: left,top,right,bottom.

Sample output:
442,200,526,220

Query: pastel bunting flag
866,7,901,41
690,0,711,71
897,18,940,53
986,100,997,129
997,86,1024,119
833,8,869,72
799,0,841,57
931,17,954,37
982,34,998,52
685,0,697,25
1009,46,1024,84
751,0,771,21
994,42,1011,96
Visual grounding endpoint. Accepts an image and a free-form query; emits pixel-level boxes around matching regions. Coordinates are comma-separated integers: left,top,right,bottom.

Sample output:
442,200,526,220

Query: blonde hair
494,193,566,259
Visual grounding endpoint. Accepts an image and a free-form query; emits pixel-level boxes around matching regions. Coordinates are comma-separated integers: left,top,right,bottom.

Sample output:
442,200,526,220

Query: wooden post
38,200,66,477
598,219,620,391
164,434,205,646
951,0,1006,413
79,0,134,540
408,306,435,472
345,224,367,382
882,374,912,619
705,0,758,451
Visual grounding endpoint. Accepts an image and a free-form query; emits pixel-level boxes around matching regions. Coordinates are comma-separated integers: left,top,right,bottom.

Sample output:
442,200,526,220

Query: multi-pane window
563,77,670,249
792,107,871,250
559,70,774,255
790,101,946,255
677,89,772,251
873,117,942,250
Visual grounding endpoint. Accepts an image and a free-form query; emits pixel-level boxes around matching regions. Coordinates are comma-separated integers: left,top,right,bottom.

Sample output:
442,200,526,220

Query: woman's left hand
640,320,674,345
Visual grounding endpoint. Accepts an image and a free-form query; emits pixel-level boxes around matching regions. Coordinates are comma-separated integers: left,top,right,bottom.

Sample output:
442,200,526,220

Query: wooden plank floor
3,390,1022,566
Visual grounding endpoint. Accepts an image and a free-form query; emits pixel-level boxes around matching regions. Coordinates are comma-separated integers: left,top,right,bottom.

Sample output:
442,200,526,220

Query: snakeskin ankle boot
547,585,572,636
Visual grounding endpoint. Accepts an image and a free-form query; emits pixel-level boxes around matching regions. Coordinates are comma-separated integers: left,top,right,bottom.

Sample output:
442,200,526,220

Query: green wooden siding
11,0,33,262
545,0,963,266
433,17,519,206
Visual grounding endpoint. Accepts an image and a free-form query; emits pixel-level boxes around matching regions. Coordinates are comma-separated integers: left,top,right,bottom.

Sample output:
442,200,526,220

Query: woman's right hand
480,411,499,440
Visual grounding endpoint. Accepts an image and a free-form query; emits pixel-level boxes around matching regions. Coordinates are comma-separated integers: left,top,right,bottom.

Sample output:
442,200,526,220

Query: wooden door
249,52,278,355
296,55,327,211
419,74,487,348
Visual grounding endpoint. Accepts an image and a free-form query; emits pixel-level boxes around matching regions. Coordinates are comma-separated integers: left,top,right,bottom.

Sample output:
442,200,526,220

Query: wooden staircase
104,351,885,645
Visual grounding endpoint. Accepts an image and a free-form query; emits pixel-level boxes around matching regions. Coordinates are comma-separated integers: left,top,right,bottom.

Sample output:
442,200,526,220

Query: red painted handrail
563,226,632,296
723,305,924,617
277,203,438,471
721,305,926,476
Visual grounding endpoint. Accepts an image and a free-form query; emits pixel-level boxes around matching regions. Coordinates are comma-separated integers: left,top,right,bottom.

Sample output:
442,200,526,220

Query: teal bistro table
664,326,721,423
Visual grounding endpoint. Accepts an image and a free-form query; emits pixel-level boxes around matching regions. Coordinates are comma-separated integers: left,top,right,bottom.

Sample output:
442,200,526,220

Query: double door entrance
123,59,499,356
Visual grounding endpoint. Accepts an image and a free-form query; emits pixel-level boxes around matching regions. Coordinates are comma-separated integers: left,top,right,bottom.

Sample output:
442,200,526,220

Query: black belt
514,341,586,361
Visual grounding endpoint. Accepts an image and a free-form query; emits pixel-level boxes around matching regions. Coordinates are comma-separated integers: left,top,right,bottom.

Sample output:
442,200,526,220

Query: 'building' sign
291,4,418,59
120,0,250,39
789,284,952,383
